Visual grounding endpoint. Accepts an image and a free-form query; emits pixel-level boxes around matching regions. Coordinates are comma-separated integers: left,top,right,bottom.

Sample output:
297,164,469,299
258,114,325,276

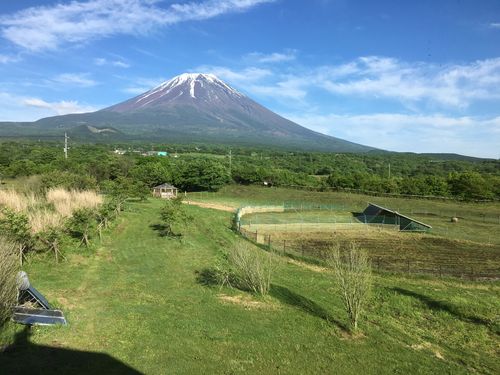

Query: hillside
1,199,498,374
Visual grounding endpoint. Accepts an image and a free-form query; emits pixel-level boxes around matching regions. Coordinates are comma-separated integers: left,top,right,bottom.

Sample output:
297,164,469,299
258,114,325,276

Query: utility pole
229,149,232,175
388,163,391,179
64,132,69,159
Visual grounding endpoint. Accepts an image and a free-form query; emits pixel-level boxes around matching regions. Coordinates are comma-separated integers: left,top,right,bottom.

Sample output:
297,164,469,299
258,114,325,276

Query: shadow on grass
392,287,492,327
1,326,142,374
149,223,182,238
195,268,220,287
270,284,348,332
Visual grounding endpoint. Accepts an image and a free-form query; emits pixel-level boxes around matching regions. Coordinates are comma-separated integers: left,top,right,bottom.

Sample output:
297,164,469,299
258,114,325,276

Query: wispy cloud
208,56,500,108
489,22,500,29
51,73,98,87
195,55,500,157
285,112,500,158
0,0,275,52
314,56,500,107
23,97,98,115
0,91,100,121
94,57,130,68
121,76,167,95
195,65,272,83
246,50,297,63
0,53,19,64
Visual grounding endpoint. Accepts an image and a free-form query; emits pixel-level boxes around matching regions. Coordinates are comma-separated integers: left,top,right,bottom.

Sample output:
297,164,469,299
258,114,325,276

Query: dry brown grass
0,190,37,212
0,188,102,235
0,237,18,324
217,293,278,310
46,188,102,217
28,209,64,234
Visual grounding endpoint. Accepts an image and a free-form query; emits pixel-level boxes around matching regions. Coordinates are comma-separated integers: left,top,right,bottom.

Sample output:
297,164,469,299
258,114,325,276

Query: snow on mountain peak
131,72,244,107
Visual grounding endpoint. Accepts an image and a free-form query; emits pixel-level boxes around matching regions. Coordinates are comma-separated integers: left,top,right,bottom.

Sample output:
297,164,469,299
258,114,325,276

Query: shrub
227,242,273,296
0,207,34,265
326,242,372,332
159,197,193,237
36,228,63,263
66,208,96,247
0,237,18,326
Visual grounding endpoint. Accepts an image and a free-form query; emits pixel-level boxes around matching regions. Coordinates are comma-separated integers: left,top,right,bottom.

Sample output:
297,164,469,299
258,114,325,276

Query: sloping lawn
1,200,498,374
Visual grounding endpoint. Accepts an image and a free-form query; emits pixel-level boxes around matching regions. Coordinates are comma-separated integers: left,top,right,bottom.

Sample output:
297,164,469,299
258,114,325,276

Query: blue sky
0,0,499,158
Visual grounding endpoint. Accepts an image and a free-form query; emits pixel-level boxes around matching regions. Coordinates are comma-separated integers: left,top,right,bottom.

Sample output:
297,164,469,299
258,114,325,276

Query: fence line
238,227,500,280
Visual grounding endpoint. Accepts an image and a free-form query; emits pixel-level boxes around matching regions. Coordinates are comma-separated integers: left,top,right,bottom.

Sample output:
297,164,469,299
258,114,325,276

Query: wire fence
239,227,500,280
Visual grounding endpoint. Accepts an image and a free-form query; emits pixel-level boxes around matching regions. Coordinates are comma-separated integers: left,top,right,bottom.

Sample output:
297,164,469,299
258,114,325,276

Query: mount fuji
0,73,374,152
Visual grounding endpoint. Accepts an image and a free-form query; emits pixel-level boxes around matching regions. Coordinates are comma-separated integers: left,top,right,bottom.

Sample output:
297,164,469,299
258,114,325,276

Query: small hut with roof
152,183,178,199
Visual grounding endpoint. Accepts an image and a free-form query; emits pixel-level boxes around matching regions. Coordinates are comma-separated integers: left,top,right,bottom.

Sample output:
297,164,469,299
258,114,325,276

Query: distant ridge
0,73,374,152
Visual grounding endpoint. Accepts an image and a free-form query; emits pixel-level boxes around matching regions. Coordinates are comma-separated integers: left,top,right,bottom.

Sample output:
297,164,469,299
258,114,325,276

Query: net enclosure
360,203,432,232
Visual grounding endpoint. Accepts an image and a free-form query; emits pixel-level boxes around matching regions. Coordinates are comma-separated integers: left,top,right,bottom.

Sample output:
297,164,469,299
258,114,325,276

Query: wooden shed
152,183,178,199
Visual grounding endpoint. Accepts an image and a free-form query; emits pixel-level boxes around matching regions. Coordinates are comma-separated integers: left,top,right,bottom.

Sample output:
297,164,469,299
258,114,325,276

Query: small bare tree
327,242,372,332
0,237,19,326
228,242,273,296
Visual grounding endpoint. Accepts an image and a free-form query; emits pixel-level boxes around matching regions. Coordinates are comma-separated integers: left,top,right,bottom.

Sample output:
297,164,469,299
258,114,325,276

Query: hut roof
153,183,177,189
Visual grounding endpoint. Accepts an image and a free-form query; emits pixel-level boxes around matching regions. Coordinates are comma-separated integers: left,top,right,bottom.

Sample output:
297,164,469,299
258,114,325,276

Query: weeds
0,237,18,326
227,242,274,296
326,242,372,332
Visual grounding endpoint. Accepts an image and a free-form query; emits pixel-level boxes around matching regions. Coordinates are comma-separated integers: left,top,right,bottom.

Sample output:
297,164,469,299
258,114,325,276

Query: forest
0,141,499,200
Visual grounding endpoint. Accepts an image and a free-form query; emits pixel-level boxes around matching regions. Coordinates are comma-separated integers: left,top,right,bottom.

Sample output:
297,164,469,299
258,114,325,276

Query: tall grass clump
28,209,63,234
46,188,102,217
327,242,372,332
0,190,36,212
228,242,273,296
0,237,19,326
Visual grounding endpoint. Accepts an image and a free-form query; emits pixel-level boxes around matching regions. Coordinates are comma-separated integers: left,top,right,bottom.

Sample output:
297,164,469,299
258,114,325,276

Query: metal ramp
13,271,67,326
18,285,52,310
12,307,67,326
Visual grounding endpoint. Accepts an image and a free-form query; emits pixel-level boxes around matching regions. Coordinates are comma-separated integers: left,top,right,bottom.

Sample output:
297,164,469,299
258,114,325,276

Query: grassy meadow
0,197,499,374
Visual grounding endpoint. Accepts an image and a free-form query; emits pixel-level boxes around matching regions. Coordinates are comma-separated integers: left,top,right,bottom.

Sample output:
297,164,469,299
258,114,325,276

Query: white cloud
285,112,500,158
0,54,18,64
247,50,297,63
0,0,275,52
195,65,272,83
51,73,98,87
0,91,99,121
490,22,500,29
121,76,167,94
209,56,500,109
94,57,130,68
23,97,98,115
312,56,500,108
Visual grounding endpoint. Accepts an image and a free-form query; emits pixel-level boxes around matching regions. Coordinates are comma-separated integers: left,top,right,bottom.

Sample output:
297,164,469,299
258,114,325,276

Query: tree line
0,141,498,200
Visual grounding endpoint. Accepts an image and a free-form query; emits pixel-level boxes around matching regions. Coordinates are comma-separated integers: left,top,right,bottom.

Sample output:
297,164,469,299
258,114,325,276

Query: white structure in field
152,183,178,199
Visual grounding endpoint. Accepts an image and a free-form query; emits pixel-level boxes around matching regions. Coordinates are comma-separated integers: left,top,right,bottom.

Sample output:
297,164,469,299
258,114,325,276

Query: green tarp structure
361,203,432,232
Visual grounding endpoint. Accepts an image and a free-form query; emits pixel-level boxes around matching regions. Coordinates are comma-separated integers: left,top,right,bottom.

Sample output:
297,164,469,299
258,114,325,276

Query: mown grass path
1,200,499,374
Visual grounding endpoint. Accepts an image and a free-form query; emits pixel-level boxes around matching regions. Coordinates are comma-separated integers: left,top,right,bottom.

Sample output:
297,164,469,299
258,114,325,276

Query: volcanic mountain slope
0,73,375,152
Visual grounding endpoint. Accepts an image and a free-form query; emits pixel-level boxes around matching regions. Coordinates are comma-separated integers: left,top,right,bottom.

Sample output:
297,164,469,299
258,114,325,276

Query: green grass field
1,198,499,374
